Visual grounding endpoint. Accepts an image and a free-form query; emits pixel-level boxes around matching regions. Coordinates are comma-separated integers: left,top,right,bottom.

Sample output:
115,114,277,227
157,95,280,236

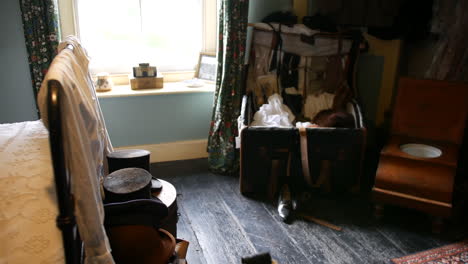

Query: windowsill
96,81,215,98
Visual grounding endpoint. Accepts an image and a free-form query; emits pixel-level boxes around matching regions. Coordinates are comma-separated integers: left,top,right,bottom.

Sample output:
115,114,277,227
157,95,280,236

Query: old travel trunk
239,23,366,198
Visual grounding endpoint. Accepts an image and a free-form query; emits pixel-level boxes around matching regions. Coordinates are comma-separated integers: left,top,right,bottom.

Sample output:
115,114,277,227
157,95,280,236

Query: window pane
140,0,202,71
77,0,202,74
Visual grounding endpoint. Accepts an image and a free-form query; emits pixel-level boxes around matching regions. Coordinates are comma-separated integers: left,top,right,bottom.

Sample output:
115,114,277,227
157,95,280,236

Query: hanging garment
322,35,346,94
255,74,279,106
303,56,328,95
280,52,302,116
303,92,335,120
246,45,277,108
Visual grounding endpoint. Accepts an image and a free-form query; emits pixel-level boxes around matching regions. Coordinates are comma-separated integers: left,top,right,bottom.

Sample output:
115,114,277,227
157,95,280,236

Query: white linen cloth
37,36,114,264
0,120,64,264
303,92,335,120
295,121,314,128
251,94,295,127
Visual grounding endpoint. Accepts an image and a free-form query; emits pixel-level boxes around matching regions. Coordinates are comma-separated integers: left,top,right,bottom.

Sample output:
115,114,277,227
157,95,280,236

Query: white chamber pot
400,143,442,158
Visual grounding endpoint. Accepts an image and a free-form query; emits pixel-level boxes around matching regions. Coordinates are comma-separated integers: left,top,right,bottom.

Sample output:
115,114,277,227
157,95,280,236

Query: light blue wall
99,92,214,147
0,0,38,123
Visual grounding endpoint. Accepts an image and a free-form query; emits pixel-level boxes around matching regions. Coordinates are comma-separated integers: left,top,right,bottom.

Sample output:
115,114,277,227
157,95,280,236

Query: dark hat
103,167,152,203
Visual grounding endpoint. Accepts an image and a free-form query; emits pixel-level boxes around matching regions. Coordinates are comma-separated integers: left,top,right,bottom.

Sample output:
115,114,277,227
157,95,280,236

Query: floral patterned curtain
19,0,60,101
207,0,249,174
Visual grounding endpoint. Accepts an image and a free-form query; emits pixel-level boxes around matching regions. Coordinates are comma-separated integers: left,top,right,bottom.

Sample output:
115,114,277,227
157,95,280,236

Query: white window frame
57,0,217,79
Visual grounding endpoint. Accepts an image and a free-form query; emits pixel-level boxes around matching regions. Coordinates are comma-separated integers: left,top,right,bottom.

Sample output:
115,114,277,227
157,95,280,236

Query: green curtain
19,0,60,100
207,0,249,174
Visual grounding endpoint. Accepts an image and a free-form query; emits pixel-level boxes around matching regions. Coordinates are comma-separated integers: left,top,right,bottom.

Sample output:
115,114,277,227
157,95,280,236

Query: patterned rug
392,240,468,264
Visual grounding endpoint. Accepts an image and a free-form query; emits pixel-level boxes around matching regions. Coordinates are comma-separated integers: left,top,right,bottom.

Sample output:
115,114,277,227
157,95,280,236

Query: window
58,0,217,75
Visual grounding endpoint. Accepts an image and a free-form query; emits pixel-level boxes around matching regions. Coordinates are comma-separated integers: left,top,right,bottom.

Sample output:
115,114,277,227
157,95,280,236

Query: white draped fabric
37,36,115,264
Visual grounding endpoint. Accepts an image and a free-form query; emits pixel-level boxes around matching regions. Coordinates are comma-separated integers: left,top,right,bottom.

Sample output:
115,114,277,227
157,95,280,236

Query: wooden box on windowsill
130,75,164,90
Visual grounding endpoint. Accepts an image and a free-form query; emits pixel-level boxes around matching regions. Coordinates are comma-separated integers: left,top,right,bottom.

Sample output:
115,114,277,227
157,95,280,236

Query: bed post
47,79,83,264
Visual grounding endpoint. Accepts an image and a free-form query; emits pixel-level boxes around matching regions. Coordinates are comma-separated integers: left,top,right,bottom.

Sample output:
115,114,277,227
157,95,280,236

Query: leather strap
302,56,308,99
299,127,313,186
299,128,330,188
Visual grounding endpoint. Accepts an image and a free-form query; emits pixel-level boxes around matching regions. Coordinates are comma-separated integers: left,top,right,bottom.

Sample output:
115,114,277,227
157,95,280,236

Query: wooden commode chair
372,77,468,228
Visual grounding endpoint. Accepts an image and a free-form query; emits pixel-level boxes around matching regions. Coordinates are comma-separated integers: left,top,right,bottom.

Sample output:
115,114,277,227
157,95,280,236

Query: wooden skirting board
116,139,208,163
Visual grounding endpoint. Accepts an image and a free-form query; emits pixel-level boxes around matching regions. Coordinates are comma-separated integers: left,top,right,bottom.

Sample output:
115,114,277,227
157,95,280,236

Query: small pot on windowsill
96,72,113,92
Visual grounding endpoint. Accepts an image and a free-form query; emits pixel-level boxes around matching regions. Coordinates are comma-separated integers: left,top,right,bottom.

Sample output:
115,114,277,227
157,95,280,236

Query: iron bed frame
47,44,84,264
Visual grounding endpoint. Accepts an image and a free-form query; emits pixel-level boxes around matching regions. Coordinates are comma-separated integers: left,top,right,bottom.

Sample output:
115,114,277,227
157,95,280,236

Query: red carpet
392,240,468,264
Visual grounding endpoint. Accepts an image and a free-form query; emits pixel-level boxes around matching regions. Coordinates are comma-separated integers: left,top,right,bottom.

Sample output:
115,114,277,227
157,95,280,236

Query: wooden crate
130,75,164,90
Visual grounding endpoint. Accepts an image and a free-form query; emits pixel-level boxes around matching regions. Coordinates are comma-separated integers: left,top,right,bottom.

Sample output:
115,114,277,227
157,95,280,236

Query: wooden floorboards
152,158,464,264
